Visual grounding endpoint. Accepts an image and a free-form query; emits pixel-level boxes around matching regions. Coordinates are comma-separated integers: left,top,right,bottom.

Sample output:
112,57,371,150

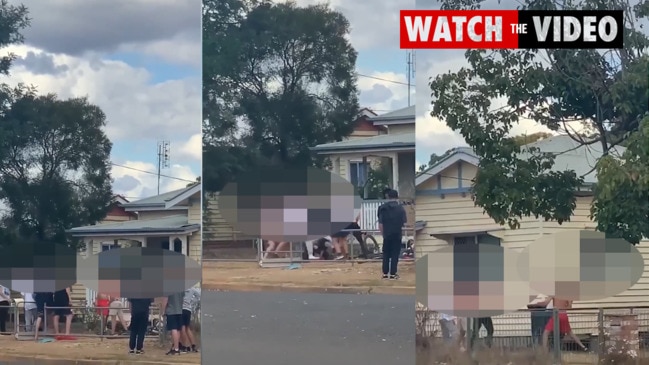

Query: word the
399,10,624,49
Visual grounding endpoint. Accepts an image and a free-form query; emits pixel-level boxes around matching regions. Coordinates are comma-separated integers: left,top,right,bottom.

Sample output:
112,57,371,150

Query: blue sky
105,52,201,175
5,0,202,200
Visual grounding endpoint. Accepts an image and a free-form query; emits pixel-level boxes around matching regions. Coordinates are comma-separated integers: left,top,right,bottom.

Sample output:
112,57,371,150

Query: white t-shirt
0,286,10,302
439,312,455,321
22,293,36,310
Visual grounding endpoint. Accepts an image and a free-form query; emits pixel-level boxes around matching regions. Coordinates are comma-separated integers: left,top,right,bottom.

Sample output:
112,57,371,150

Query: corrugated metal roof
311,132,415,152
369,105,415,122
520,135,626,184
419,135,624,184
122,183,199,207
68,215,194,233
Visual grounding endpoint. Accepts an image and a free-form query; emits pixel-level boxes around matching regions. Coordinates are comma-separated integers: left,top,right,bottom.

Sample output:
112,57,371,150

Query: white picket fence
359,200,382,232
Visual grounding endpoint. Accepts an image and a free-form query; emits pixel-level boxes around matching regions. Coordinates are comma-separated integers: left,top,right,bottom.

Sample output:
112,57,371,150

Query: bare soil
0,335,200,363
202,260,415,289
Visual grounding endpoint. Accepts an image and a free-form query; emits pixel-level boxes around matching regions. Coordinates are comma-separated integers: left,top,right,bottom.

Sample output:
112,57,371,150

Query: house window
101,243,114,252
349,161,369,187
453,234,501,246
173,238,183,254
161,240,170,250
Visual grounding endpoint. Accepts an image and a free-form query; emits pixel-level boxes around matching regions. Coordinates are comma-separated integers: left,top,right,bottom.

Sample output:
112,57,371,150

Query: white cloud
3,44,200,198
5,45,201,145
117,31,201,68
177,133,202,163
111,161,198,200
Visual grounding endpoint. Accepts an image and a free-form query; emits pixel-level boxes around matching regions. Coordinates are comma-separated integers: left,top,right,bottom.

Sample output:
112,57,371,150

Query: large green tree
202,0,360,192
430,0,649,242
0,94,113,246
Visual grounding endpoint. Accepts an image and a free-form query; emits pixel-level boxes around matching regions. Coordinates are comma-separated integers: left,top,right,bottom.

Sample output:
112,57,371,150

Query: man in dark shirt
377,189,407,279
127,297,153,354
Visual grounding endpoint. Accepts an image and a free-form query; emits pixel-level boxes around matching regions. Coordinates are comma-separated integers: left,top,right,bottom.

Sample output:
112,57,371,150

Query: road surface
201,291,414,364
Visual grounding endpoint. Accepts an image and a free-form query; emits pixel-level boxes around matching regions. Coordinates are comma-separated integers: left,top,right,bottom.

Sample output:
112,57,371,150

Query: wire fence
416,306,649,364
0,301,199,345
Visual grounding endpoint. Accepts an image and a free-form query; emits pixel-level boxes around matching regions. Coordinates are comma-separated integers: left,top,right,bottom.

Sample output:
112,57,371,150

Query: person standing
127,297,153,354
52,287,73,336
541,297,587,351
0,285,11,334
528,294,553,346
377,189,407,279
180,286,201,353
470,317,494,348
21,292,37,332
163,291,184,355
33,292,53,341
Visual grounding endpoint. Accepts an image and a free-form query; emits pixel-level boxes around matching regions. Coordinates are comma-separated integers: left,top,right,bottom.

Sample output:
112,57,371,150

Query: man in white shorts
109,299,127,335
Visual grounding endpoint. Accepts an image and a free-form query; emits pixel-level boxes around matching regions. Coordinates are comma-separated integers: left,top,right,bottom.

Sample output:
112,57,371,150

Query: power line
356,73,414,87
110,162,196,183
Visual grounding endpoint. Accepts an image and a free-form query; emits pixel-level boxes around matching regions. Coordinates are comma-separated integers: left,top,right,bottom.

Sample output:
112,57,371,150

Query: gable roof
368,105,415,125
416,135,626,187
121,182,201,211
311,132,415,154
415,147,477,186
67,214,200,236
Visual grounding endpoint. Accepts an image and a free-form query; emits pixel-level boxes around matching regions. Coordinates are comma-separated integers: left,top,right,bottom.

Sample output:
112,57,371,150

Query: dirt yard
202,260,415,292
0,336,200,363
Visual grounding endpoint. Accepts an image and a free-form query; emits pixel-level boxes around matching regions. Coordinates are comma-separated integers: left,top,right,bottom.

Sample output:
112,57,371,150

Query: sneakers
180,346,189,353
390,274,400,280
136,350,144,354
129,350,135,354
382,274,389,279
191,345,199,353
166,349,181,355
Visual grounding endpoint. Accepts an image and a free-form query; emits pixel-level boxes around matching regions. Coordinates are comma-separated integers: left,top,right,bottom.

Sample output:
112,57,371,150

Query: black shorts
52,307,72,316
332,222,357,238
166,314,183,331
181,309,192,327
34,293,53,318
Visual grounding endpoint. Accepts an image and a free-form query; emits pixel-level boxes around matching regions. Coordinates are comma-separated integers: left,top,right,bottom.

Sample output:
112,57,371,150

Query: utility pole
157,140,170,195
406,50,416,106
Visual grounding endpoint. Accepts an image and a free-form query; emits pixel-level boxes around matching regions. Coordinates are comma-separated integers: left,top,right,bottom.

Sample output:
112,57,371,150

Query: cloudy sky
3,0,201,201
414,0,554,168
285,0,415,115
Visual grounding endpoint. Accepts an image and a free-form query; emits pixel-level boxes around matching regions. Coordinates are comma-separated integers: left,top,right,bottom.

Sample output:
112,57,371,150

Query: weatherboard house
67,183,201,304
415,135,649,337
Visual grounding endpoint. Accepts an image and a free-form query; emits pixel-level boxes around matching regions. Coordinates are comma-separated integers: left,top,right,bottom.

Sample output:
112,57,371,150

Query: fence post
552,308,561,364
99,311,104,341
597,308,604,361
43,306,48,334
13,304,18,335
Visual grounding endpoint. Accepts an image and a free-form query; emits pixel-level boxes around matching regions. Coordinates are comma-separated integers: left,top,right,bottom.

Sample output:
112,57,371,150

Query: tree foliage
430,0,649,239
0,94,113,246
592,116,649,244
202,0,360,192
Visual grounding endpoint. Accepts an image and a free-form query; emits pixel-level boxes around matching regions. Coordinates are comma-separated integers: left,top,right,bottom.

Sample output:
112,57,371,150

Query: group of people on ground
260,187,409,281
436,294,588,352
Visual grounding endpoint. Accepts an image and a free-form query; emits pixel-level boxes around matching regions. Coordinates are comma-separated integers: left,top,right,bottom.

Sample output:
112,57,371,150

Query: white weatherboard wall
416,160,649,336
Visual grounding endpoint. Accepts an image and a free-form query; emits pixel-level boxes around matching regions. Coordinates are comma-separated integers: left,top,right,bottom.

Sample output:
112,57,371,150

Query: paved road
201,291,414,365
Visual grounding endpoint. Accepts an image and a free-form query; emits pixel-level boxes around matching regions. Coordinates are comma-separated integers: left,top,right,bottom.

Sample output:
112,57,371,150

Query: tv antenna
157,140,171,194
406,50,416,106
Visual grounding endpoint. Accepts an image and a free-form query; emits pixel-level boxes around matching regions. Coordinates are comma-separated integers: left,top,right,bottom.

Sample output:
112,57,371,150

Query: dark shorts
332,222,357,238
34,293,53,318
181,309,192,327
52,307,72,316
166,314,182,331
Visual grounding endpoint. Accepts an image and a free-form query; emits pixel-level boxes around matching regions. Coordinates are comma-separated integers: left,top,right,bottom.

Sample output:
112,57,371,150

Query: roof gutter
67,224,201,236
310,142,415,153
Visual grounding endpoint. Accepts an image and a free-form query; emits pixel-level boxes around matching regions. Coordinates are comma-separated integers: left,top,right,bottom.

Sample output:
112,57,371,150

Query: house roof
311,132,415,154
416,135,625,186
121,182,200,211
368,105,415,124
67,215,200,237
